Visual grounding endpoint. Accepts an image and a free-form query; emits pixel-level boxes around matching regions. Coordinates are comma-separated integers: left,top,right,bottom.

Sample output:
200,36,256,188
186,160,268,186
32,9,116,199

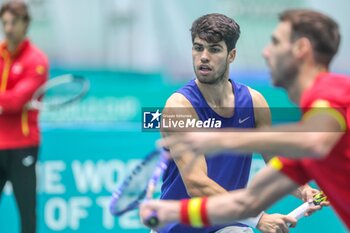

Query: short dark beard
195,62,229,85
273,51,299,88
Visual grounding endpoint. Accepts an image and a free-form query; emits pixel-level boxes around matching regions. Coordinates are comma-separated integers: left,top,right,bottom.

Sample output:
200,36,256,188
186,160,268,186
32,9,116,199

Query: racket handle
145,211,159,228
288,202,313,221
287,191,327,227
286,202,312,227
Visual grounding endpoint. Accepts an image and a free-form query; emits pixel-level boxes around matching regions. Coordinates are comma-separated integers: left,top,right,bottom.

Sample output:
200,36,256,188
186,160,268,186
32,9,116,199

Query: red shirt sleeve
0,63,48,113
268,156,311,185
300,74,348,131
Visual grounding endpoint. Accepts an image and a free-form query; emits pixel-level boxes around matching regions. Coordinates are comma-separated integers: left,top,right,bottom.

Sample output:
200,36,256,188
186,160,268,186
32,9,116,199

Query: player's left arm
228,106,345,158
160,107,345,159
207,166,299,225
229,92,346,159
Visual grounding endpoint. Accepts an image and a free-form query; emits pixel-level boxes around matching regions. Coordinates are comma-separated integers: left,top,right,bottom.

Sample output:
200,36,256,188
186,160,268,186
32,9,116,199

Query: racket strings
110,150,164,215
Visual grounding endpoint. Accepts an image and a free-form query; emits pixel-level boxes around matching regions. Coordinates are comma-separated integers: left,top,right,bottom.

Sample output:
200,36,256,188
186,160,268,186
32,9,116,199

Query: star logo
150,109,162,122
143,109,162,129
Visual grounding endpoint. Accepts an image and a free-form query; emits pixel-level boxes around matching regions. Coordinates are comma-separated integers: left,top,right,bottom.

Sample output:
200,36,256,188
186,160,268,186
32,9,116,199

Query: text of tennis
3,160,147,231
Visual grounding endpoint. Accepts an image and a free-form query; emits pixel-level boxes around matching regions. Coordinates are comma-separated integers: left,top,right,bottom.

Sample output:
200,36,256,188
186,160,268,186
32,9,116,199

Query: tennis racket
287,191,327,226
109,148,170,225
26,74,89,110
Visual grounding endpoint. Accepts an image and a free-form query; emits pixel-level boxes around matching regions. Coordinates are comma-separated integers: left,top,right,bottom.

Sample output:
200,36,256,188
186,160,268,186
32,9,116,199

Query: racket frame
109,149,169,216
27,74,89,110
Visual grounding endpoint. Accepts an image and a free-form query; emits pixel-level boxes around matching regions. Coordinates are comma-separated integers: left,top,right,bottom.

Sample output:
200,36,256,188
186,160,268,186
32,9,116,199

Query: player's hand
301,186,318,202
302,188,319,217
139,200,180,230
302,189,329,217
257,213,297,233
158,132,224,157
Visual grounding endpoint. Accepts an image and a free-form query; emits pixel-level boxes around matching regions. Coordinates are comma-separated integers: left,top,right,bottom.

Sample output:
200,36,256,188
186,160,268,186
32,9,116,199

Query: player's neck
287,65,328,105
195,78,233,107
6,37,25,54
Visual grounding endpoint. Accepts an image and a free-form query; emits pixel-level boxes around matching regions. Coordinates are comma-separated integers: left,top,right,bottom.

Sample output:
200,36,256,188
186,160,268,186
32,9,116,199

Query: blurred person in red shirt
0,1,48,233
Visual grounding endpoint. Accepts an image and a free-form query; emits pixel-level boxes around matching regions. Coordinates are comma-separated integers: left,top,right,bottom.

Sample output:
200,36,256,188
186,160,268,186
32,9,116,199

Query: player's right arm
207,166,298,225
140,166,298,229
162,93,227,196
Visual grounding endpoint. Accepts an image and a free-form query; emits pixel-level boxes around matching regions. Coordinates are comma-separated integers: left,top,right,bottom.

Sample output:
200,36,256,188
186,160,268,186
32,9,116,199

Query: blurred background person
0,1,48,233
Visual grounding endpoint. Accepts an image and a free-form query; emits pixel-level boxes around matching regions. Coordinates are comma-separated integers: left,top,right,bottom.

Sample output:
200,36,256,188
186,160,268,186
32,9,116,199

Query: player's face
192,37,235,85
1,11,27,44
262,22,299,88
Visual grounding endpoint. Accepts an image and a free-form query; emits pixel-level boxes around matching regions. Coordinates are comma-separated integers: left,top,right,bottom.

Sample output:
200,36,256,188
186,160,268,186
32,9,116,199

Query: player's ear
228,48,236,63
293,37,312,60
23,20,30,34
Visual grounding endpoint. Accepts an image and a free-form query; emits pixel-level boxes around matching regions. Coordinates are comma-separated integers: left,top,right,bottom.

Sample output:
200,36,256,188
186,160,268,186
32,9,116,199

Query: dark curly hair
190,13,240,52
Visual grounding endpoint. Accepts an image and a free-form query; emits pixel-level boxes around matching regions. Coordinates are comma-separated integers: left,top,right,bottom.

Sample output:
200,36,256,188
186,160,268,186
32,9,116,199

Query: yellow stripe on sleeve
302,99,347,131
268,157,283,171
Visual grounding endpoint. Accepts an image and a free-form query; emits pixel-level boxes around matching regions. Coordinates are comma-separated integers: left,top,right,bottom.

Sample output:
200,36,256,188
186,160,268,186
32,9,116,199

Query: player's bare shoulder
247,87,271,128
165,93,193,108
162,93,198,136
247,87,269,108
